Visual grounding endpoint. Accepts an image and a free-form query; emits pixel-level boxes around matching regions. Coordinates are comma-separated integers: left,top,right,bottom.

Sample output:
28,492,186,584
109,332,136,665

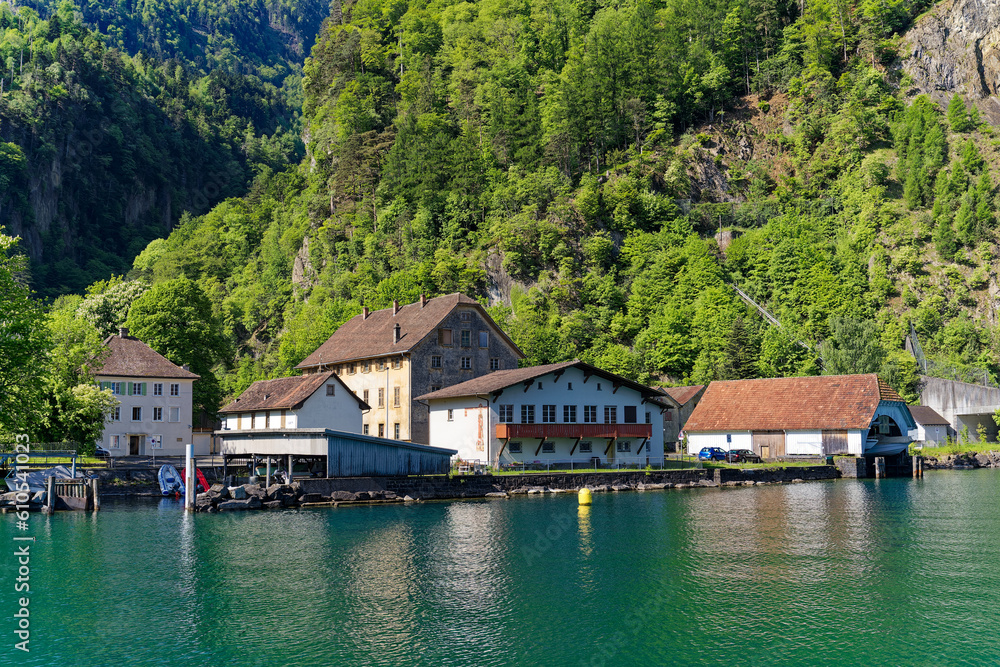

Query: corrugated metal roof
219,372,368,413
295,293,525,368
685,374,905,431
95,334,199,379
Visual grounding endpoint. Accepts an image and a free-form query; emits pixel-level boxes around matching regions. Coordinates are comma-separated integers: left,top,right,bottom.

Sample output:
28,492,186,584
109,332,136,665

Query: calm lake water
3,471,1000,666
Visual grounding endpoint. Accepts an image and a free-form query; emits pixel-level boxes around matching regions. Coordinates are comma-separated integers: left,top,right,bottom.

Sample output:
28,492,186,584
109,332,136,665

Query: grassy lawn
915,443,1000,457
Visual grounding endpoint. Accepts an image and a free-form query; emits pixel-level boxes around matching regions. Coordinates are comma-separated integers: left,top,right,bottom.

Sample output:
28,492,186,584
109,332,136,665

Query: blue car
698,447,728,461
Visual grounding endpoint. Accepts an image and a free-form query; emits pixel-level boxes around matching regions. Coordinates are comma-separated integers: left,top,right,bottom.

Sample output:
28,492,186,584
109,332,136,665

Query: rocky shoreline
922,451,1000,470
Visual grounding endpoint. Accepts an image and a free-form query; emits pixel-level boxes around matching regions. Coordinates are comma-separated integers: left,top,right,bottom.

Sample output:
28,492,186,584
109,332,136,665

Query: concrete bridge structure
918,376,1000,442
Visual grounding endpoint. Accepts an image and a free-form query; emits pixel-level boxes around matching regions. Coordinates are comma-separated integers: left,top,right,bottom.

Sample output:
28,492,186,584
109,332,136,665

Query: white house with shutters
416,360,678,468
95,328,199,457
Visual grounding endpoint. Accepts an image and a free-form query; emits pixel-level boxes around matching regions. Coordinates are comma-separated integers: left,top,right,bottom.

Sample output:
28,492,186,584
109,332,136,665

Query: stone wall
834,457,868,479
713,466,839,484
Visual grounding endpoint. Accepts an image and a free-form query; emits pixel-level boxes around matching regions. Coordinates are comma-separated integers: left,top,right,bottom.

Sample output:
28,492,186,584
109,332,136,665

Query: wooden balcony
495,423,652,439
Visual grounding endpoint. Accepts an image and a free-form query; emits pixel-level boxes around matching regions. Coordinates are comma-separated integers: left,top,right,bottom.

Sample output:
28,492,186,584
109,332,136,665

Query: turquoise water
3,471,1000,665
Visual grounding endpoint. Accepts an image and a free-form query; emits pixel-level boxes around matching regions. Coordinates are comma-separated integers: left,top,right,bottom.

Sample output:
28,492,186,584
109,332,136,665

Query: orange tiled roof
684,374,903,431
663,385,705,406
219,372,368,413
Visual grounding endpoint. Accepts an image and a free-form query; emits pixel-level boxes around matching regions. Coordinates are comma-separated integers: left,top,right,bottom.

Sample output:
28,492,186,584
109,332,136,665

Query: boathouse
683,374,915,458
417,360,678,468
908,405,951,446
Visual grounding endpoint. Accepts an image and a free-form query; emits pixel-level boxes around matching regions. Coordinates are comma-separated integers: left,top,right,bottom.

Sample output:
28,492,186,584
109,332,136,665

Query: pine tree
947,94,971,133
934,216,957,260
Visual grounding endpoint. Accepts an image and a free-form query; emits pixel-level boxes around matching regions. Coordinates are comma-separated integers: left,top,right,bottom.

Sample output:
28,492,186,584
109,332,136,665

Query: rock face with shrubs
922,451,1000,469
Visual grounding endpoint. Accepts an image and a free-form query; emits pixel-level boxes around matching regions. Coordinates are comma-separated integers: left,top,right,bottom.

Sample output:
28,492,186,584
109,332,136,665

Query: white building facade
418,361,675,468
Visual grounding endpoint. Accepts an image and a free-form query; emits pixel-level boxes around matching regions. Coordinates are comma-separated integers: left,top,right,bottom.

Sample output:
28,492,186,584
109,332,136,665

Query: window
377,360,386,371
153,383,163,396
521,405,535,424
363,424,369,435
479,331,489,348
490,358,500,370
363,361,371,373
499,405,514,423
624,406,637,424
541,441,555,454
439,328,453,346
393,387,400,407
378,423,385,438
564,405,577,423
129,382,146,396
460,311,472,321
431,386,441,392
153,407,163,422
567,382,573,390
605,406,617,423
579,441,592,453
542,405,556,423
645,441,651,452
392,358,401,369
597,383,602,391
509,441,522,454
447,409,454,422
349,363,356,375
363,389,369,404
378,388,384,407
169,407,180,422
170,383,179,397
646,412,652,424
431,355,442,368
111,382,122,395
537,382,543,390
461,330,471,347
617,441,631,453
110,435,121,449
326,384,336,396
394,423,400,439
132,407,142,421
110,407,120,422
461,357,472,370
584,406,597,423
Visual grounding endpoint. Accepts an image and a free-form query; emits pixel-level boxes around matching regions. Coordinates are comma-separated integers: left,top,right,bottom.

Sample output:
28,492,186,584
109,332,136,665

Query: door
822,430,849,455
129,435,140,456
753,431,784,458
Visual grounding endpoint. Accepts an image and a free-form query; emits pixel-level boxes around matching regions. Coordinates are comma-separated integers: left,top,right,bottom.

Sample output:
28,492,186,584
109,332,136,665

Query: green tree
947,94,971,133
819,317,885,375
125,277,230,416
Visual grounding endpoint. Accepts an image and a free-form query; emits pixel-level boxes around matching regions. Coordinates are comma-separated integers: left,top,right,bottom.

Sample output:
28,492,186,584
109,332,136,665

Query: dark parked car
94,445,111,459
698,447,728,461
726,449,762,463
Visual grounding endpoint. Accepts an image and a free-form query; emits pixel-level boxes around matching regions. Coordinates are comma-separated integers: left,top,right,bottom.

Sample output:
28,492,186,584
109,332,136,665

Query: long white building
417,360,677,467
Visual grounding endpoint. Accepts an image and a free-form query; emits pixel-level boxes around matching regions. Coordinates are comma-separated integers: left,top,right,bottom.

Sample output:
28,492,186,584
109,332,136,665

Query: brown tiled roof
908,405,950,425
684,374,904,432
415,360,674,407
295,293,524,369
219,372,368,413
663,385,705,406
95,334,199,379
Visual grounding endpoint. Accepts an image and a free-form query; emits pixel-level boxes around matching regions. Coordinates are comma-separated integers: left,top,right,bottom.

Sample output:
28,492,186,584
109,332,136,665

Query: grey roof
908,405,950,426
295,293,524,369
415,360,676,407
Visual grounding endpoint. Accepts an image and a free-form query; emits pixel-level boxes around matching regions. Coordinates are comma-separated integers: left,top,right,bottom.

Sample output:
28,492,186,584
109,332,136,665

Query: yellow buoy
578,487,592,505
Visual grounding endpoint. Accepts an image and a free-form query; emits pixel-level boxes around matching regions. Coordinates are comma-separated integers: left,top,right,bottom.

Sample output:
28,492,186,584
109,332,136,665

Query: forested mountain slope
10,0,1000,444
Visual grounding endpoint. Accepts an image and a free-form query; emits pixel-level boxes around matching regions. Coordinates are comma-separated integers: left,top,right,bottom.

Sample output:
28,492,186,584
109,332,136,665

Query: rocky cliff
903,0,1000,120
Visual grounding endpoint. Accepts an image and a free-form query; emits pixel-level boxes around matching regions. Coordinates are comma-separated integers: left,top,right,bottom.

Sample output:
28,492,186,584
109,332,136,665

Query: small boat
195,468,209,493
157,464,184,496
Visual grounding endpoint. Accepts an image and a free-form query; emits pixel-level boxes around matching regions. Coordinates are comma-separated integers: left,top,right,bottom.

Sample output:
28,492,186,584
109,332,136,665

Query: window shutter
141,383,147,396
128,382,134,396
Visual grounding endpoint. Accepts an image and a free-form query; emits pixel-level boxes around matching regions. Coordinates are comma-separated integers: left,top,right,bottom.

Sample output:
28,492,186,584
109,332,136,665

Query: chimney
393,299,400,315
394,323,401,344
420,294,427,308
362,306,369,320
119,327,129,338
182,364,190,371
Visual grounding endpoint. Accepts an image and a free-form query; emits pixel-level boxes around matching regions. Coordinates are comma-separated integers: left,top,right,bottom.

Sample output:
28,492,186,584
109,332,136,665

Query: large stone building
295,293,524,444
95,328,199,457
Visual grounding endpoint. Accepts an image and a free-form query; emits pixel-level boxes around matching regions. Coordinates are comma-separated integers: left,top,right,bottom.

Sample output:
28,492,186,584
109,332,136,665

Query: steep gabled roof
684,374,905,432
663,385,705,406
219,372,368,413
95,334,199,379
295,293,524,369
908,405,950,426
415,360,675,407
